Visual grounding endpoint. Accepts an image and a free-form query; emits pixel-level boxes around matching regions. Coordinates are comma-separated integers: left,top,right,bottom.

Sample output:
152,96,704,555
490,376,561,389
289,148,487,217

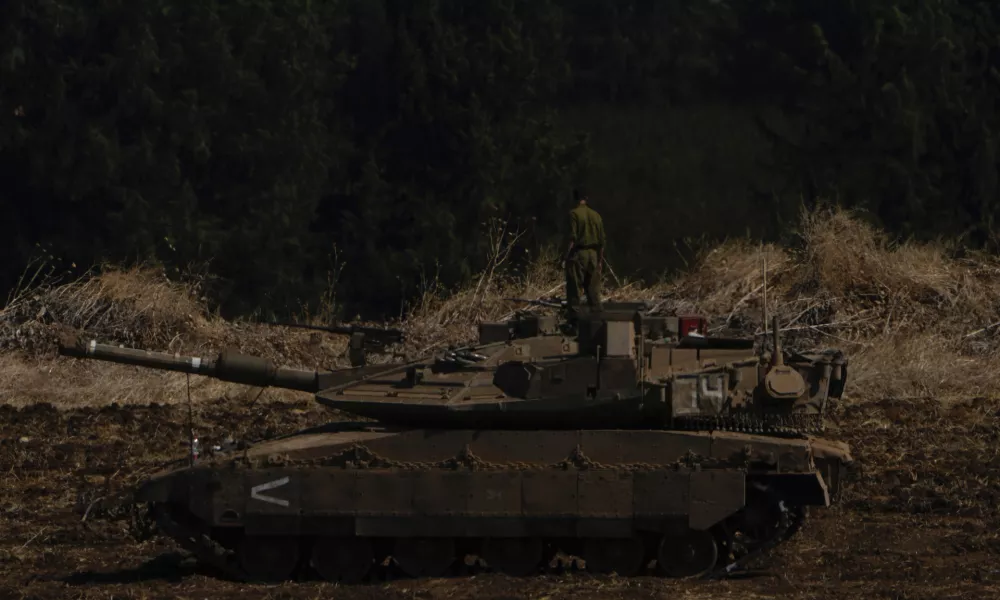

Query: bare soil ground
5,208,1000,599
3,397,1000,600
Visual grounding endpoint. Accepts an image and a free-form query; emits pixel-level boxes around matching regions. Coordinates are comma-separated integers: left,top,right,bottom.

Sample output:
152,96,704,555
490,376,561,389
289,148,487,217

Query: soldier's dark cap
573,188,588,201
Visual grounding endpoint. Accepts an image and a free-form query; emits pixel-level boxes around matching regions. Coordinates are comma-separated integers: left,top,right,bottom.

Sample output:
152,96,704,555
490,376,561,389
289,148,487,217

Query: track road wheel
656,530,718,578
393,538,455,578
237,535,300,582
482,537,544,576
584,536,646,576
311,536,373,583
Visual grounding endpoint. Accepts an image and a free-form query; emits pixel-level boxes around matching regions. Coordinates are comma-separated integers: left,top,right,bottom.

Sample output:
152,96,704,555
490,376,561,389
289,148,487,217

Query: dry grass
5,206,1000,409
0,265,372,407
1,265,218,354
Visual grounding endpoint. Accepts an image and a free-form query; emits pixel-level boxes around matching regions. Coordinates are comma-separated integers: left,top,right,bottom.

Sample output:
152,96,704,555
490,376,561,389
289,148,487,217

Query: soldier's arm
598,216,606,262
564,211,579,261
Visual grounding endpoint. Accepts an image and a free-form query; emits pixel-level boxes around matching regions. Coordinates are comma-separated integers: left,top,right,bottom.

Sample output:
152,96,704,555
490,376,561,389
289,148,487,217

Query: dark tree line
3,0,999,319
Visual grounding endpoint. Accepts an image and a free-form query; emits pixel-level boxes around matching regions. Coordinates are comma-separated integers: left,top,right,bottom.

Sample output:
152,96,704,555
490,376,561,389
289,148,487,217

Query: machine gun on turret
502,296,566,310
270,321,405,367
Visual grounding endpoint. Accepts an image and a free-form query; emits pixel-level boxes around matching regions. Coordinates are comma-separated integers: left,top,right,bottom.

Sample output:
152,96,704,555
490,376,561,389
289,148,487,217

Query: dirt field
2,395,1000,600
5,209,1000,598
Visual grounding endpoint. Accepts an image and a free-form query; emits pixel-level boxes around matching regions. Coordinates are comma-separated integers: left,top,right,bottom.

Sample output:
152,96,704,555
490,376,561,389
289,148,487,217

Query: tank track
146,501,800,582
674,413,824,436
710,486,806,578
145,500,801,582
139,453,808,583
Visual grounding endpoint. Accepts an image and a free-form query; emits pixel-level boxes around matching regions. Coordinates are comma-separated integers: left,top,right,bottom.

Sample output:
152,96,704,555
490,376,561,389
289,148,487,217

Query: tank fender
808,437,854,464
132,465,193,503
756,472,830,507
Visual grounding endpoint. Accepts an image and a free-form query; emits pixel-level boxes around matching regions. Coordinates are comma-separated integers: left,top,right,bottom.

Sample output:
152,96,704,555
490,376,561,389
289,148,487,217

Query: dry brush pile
664,207,1000,402
5,207,1000,408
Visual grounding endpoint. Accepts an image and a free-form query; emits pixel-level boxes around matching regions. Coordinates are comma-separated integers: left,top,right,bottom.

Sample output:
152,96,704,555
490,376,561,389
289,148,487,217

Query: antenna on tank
760,242,768,356
186,373,199,465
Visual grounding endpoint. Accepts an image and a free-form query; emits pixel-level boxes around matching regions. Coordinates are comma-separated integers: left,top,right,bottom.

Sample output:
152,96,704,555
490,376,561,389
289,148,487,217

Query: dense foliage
3,0,999,319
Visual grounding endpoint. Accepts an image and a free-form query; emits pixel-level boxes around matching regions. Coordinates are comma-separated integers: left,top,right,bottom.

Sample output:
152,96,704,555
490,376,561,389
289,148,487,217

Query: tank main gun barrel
58,335,322,393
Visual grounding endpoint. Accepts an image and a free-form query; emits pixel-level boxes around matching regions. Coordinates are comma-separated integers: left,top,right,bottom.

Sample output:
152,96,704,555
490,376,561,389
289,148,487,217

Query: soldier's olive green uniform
566,204,605,317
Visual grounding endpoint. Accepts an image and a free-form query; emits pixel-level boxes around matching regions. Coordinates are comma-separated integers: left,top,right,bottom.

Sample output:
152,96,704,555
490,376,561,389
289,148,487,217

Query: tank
56,301,852,583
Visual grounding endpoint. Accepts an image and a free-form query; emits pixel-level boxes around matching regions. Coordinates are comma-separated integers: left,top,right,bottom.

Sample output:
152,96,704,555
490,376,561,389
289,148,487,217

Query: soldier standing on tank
561,188,605,320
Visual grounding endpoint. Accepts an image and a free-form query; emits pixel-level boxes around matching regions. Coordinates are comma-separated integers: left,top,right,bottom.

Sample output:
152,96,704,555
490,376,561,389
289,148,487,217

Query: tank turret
311,305,846,435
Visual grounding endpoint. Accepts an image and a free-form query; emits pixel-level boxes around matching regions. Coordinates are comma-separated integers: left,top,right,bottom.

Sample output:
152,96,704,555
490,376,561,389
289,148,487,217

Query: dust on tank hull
132,424,852,582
